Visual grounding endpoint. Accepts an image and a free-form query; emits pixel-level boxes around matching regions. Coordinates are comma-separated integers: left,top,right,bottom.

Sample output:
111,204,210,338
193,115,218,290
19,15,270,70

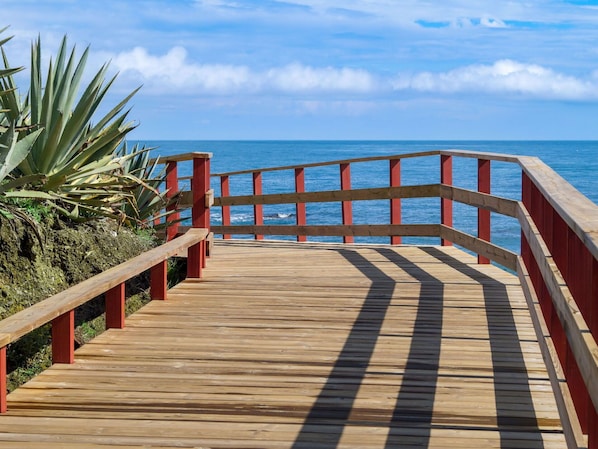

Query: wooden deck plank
0,240,567,448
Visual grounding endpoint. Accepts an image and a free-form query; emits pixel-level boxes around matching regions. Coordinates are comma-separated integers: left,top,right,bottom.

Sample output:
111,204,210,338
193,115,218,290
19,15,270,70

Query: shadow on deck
0,240,565,449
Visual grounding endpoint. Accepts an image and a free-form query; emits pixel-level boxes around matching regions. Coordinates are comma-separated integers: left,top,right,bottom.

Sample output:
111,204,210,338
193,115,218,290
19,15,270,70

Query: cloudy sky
2,0,598,140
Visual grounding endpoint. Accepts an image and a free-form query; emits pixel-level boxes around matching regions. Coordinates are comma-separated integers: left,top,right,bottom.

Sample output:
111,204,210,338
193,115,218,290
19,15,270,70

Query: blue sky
2,0,598,140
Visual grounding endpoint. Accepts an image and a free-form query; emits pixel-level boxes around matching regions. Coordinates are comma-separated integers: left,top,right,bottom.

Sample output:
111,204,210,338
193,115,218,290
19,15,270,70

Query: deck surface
0,240,566,448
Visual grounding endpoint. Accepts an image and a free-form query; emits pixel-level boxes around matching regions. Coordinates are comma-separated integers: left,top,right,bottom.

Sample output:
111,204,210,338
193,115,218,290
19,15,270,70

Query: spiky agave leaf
21,36,139,177
0,123,43,185
0,30,26,129
11,35,142,219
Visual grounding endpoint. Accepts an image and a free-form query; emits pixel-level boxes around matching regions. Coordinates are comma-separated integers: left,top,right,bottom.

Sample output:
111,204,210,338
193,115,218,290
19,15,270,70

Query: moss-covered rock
0,213,158,390
0,215,155,316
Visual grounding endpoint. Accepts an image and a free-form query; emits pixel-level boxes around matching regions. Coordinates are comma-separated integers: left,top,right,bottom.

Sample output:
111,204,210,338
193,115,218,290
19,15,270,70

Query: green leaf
0,124,43,182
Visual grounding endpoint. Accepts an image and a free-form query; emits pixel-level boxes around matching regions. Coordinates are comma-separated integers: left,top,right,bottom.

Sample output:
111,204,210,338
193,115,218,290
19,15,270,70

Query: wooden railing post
441,155,453,246
390,159,401,245
477,159,491,263
151,260,168,300
188,156,211,278
166,161,180,241
0,346,6,413
340,163,353,244
220,175,231,240
52,311,74,364
253,171,264,240
295,168,307,242
105,283,126,329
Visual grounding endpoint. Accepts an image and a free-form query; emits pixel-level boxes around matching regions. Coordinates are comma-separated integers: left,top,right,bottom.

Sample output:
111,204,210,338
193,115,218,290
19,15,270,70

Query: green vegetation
0,29,168,225
0,29,44,219
0,28,179,390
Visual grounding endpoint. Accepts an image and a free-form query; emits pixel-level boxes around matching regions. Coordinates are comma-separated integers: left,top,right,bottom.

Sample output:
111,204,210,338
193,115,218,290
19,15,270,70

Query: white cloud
110,47,377,95
110,47,598,102
111,47,252,92
266,63,375,92
480,16,507,28
393,60,598,100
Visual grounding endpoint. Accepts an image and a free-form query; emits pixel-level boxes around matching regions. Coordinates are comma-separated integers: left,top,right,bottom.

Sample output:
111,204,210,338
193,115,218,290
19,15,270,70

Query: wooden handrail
519,156,598,261
211,150,440,177
211,223,440,238
211,184,440,207
0,228,208,348
149,151,212,165
206,150,597,262
0,228,208,413
439,185,519,218
210,149,523,178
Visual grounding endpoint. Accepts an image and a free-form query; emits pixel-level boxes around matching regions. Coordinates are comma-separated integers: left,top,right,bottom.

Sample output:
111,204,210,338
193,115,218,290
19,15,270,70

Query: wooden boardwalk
0,240,567,448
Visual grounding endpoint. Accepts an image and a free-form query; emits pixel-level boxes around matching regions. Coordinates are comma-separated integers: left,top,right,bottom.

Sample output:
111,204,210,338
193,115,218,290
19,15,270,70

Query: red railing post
477,159,491,263
0,346,6,413
253,171,264,240
295,168,307,242
340,163,353,244
220,175,231,239
188,156,210,278
105,283,126,329
52,311,74,364
153,184,162,228
165,161,180,241
441,155,453,246
390,159,402,245
151,260,168,300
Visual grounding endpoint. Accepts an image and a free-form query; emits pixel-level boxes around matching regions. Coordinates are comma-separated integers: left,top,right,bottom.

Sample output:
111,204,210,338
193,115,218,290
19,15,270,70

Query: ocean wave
264,212,295,220
210,212,296,224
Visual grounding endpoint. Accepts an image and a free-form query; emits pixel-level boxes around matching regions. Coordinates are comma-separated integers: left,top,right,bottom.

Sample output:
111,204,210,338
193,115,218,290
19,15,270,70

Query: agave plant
0,28,45,219
117,142,175,228
2,35,146,220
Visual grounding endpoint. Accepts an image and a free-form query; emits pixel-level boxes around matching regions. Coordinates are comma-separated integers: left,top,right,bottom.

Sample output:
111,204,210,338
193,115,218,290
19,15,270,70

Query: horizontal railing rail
0,228,209,413
159,147,593,449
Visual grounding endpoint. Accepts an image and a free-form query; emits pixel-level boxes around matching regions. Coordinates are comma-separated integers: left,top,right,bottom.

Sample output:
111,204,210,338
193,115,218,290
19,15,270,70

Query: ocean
138,140,598,253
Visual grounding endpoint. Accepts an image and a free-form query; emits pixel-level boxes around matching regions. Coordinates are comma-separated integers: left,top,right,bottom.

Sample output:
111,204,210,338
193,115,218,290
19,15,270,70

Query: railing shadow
420,247,545,449
376,248,443,448
292,246,545,449
291,247,444,449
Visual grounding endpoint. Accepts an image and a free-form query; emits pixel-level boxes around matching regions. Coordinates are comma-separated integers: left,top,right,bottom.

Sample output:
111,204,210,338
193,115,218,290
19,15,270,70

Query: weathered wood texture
1,241,568,448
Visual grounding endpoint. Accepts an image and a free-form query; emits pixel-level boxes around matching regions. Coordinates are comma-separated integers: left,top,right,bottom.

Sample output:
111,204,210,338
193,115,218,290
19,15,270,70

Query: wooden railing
0,152,213,414
208,150,522,269
518,155,598,448
0,228,209,413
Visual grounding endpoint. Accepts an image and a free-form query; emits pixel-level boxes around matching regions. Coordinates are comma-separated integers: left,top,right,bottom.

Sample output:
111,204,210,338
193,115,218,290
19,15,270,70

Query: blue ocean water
138,140,598,253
